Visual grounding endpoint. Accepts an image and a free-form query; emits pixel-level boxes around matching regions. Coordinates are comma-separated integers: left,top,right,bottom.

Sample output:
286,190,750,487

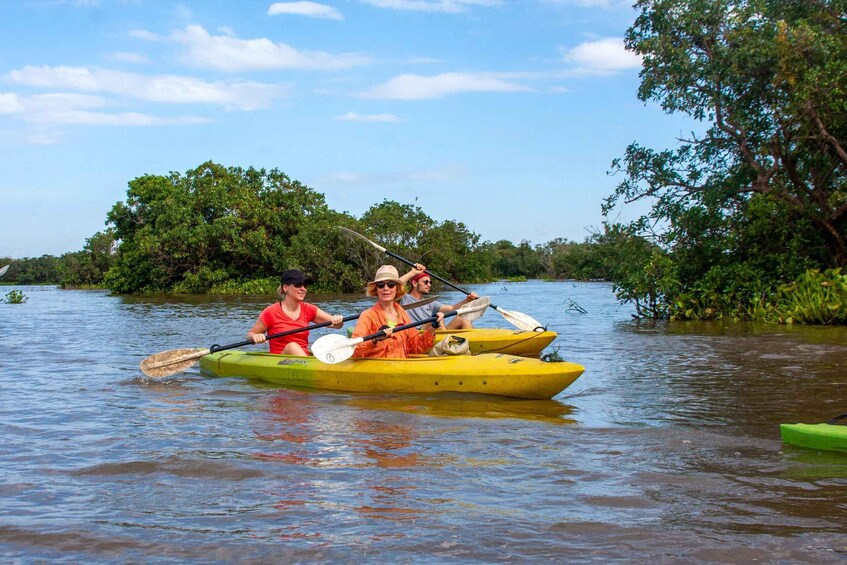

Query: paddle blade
311,334,360,365
455,296,490,322
495,307,545,332
0,265,9,277
140,348,208,378
337,226,387,253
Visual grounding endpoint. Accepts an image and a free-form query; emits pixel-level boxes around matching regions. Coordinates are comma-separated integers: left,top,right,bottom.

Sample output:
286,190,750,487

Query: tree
608,0,847,265
347,200,490,285
490,240,545,279
104,162,332,293
58,230,116,288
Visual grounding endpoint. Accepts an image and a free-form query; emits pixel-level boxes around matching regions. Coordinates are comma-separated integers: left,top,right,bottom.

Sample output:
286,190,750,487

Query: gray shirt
399,294,443,323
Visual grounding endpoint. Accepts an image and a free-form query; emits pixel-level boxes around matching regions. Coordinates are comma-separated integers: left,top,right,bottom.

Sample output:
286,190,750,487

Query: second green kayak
780,419,847,453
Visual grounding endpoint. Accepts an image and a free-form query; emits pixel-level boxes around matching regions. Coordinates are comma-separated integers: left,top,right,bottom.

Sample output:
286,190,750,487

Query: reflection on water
340,393,576,425
1,283,847,562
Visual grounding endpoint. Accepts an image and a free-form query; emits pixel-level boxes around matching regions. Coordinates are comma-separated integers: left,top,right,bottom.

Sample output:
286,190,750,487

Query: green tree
105,162,332,293
344,200,491,285
490,240,544,279
606,0,847,316
540,237,611,280
58,230,116,288
13,255,59,284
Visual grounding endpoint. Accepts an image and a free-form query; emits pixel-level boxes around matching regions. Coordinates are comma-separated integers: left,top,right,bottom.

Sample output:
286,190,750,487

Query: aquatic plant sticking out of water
4,290,27,304
541,347,565,363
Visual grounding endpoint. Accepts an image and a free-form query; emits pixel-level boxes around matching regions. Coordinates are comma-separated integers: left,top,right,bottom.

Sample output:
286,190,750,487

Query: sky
0,0,690,259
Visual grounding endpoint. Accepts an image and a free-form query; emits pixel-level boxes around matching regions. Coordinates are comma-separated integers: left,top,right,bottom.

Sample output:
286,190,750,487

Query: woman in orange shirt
352,265,444,359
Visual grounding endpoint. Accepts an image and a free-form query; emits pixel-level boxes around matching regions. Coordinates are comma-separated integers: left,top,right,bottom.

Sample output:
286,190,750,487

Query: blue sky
0,0,688,258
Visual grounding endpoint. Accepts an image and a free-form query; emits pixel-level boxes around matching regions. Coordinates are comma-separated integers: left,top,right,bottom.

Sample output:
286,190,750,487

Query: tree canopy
100,162,527,294
604,0,847,318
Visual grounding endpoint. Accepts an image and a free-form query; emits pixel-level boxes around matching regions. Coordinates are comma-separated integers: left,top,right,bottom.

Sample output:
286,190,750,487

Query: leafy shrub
769,268,847,324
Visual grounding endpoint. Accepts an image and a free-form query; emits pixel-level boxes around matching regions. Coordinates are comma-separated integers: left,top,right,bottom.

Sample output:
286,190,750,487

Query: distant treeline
0,163,612,293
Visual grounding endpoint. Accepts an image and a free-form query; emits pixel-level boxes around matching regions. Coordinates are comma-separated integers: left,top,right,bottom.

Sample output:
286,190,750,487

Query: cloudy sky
0,0,688,258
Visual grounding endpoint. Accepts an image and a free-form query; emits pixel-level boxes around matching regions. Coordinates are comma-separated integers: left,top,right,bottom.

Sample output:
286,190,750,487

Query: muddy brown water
1,281,845,562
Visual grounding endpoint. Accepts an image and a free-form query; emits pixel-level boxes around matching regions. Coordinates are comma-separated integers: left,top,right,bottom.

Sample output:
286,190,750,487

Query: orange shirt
352,302,435,359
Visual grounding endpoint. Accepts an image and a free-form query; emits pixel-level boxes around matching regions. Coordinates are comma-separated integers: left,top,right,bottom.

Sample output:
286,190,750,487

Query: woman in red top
248,269,343,355
352,265,444,359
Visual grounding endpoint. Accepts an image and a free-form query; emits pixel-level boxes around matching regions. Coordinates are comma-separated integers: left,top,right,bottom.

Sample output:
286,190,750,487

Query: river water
1,281,846,563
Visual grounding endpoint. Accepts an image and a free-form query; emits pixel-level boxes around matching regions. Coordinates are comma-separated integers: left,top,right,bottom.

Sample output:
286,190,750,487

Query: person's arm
405,312,445,353
352,309,391,357
314,308,344,329
247,318,268,344
440,291,479,312
399,263,426,285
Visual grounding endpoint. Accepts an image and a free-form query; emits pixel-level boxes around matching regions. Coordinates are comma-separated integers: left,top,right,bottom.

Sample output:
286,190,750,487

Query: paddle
139,295,442,378
311,296,490,364
0,265,9,278
338,226,545,332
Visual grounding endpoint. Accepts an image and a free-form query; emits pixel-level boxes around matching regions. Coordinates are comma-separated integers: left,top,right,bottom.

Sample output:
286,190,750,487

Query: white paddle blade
312,334,361,364
496,307,544,332
455,296,490,322
0,265,9,278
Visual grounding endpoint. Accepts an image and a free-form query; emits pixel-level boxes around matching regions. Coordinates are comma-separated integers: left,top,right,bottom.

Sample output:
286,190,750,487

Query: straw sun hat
366,265,407,298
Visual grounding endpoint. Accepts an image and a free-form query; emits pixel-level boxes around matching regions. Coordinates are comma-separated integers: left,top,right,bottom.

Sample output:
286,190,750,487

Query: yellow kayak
199,351,584,399
432,328,556,356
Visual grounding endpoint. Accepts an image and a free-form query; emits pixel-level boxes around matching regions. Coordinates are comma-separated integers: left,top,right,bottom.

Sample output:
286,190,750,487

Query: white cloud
170,24,370,71
28,111,209,126
26,93,114,111
0,127,63,146
560,37,641,75
129,29,163,42
108,51,150,64
335,111,400,122
0,91,209,127
6,65,285,110
268,1,343,20
0,93,25,114
361,72,532,99
360,0,502,12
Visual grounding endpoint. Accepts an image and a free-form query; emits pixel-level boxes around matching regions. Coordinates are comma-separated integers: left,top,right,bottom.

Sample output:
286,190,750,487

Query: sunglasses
288,282,307,288
419,279,432,285
375,281,397,289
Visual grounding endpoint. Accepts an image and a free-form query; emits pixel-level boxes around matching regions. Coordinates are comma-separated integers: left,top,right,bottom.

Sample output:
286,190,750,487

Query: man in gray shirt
399,267,480,329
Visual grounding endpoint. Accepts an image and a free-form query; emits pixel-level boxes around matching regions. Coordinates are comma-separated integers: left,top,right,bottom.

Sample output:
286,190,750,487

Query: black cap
280,269,312,286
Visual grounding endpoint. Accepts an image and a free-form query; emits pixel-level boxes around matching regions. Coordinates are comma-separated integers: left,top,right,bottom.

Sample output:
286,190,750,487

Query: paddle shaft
209,313,360,353
207,295,440,353
359,309,454,343
338,227,544,332
377,248,513,314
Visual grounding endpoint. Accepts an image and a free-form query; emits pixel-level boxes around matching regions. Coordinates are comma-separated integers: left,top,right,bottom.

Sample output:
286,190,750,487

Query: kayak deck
200,351,584,399
780,423,847,453
433,328,556,356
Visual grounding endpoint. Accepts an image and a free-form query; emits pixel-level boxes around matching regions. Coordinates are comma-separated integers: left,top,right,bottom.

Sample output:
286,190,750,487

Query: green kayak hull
780,423,847,453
